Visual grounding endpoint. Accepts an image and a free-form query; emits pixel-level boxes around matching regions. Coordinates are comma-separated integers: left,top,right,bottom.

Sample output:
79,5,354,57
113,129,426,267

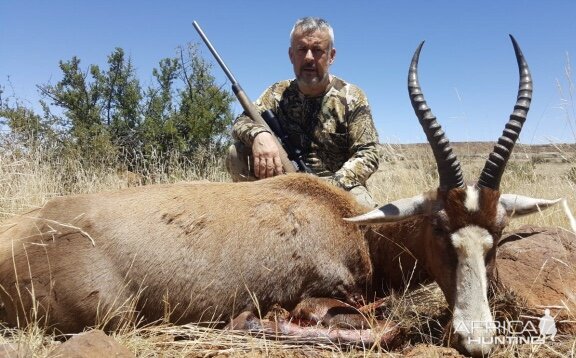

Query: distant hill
378,142,576,163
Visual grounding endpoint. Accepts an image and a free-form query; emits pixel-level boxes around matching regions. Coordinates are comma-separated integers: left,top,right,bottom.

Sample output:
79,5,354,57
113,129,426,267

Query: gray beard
296,72,329,89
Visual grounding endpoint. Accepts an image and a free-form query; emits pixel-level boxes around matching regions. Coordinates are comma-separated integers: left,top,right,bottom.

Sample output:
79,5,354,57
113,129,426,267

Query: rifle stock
193,21,296,174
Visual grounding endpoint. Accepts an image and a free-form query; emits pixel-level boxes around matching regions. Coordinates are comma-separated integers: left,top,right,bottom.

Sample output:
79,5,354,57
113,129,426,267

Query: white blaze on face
451,225,495,356
464,185,480,212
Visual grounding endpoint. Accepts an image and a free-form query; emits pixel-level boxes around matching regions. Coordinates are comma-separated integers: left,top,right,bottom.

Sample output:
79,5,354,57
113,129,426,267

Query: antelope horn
408,41,464,190
478,35,532,190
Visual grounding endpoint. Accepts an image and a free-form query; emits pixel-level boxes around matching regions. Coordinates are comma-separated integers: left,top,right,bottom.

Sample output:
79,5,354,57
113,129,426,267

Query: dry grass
1,141,576,357
0,142,231,222
368,142,576,232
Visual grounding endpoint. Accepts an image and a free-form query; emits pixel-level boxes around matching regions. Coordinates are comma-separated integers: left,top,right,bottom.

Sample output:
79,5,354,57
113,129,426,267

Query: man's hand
252,132,284,178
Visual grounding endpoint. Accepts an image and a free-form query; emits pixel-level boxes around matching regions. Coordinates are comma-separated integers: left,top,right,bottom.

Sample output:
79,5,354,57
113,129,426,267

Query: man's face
289,29,336,95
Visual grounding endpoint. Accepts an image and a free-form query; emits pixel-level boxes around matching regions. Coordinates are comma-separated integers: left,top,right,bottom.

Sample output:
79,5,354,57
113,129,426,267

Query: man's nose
304,49,315,61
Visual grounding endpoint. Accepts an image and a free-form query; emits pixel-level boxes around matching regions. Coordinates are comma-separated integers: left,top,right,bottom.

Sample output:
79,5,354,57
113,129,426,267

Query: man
227,17,380,207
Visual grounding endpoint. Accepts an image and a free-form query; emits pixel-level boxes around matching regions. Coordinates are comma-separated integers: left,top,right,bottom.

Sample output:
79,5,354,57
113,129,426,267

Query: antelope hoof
226,311,262,330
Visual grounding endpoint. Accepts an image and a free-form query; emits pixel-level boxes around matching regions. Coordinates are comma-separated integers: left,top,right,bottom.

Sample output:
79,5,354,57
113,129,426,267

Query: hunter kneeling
226,17,380,208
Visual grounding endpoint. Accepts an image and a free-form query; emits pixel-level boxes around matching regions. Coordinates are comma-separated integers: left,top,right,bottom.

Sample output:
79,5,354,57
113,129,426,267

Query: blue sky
1,1,575,144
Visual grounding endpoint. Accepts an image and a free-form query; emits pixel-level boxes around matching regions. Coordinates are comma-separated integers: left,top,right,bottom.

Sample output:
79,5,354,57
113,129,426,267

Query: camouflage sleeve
332,88,380,190
231,85,278,146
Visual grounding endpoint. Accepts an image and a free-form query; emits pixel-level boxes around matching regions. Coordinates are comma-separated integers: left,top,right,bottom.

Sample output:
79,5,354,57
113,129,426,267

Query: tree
30,43,234,173
141,44,234,165
141,57,180,155
0,85,59,154
38,48,143,166
38,56,114,164
175,44,233,155
94,49,142,155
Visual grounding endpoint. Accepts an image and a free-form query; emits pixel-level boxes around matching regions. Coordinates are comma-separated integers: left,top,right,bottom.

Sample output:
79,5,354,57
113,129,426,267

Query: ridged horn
477,35,532,190
408,41,464,190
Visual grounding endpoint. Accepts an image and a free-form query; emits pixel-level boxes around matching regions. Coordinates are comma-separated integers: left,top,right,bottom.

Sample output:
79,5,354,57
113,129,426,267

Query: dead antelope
0,36,563,357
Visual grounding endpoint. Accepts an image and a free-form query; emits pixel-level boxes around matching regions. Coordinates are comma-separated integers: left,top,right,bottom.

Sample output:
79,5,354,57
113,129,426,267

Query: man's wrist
248,128,271,145
330,172,361,190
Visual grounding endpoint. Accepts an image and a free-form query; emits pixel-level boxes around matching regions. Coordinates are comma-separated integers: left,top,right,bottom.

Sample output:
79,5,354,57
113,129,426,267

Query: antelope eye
434,225,445,236
431,218,447,235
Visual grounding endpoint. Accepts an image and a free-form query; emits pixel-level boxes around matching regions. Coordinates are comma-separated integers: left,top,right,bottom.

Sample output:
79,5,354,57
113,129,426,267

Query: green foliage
141,44,234,165
6,43,234,175
37,51,130,165
0,87,60,156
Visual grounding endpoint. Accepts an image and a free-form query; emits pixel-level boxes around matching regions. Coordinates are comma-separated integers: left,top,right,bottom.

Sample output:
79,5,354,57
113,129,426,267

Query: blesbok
0,36,564,356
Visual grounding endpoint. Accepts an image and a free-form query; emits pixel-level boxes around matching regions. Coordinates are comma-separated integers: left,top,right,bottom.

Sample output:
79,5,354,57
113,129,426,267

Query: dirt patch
402,343,463,357
496,226,576,333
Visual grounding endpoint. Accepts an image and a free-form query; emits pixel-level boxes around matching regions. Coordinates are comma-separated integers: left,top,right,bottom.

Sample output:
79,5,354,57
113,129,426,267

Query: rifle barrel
192,21,298,174
192,21,238,85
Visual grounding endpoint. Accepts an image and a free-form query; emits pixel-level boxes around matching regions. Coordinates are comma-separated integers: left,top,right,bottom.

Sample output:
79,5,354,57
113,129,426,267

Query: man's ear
288,47,295,64
329,47,336,64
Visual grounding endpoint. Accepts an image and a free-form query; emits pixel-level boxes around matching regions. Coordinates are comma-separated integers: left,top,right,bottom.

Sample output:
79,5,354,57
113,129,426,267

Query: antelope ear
500,194,562,217
344,194,430,224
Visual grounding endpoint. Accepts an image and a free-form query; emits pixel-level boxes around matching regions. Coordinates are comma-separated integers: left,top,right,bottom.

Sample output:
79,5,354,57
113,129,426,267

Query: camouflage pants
347,185,378,209
225,141,257,182
226,142,378,208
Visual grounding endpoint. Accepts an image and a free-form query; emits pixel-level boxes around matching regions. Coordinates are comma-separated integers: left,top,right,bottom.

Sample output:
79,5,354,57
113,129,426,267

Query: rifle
193,21,311,174
260,110,312,173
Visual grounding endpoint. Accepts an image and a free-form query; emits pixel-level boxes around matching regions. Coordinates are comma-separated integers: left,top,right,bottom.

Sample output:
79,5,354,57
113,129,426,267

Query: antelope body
0,177,372,331
0,36,562,357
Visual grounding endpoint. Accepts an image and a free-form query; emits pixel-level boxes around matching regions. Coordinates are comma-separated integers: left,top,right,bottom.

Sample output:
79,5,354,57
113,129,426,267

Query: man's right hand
252,132,284,178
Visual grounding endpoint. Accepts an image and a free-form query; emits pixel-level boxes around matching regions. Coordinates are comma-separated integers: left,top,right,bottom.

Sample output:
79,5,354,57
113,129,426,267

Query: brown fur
0,172,511,336
364,187,508,309
0,174,373,332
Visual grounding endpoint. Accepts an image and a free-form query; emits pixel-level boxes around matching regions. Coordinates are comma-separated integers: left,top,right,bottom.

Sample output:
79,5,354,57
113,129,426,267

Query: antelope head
346,36,561,357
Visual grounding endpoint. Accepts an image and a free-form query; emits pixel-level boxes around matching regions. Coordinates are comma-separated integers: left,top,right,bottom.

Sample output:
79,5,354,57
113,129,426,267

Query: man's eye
296,48,325,56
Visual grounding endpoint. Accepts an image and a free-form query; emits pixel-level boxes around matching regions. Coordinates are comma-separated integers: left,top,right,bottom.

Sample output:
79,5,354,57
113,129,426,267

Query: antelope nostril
452,332,494,358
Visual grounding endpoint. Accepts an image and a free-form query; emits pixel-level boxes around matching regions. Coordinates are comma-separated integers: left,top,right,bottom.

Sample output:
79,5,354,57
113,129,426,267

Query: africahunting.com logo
455,308,560,345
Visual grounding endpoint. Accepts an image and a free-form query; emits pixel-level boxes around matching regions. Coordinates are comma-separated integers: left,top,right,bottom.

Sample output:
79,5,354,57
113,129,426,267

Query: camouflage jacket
232,76,380,189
